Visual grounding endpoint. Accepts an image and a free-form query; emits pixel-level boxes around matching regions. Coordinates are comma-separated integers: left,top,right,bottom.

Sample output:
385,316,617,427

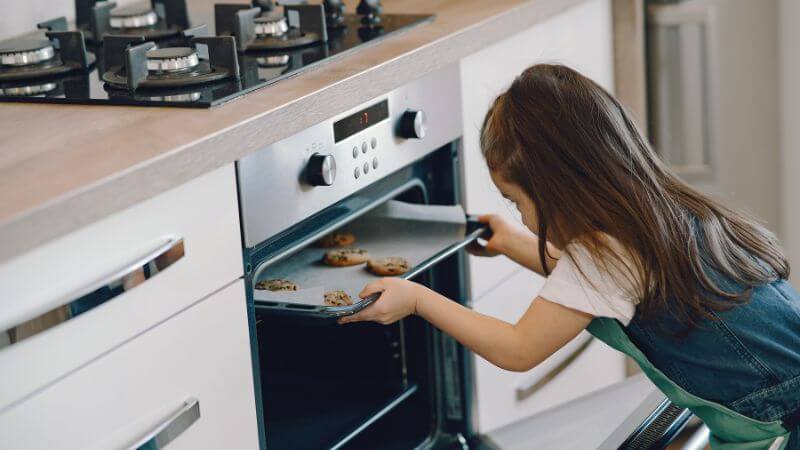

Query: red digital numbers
361,112,369,125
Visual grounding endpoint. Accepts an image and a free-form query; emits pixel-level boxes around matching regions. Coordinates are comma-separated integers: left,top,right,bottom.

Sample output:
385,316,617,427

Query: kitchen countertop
0,0,589,262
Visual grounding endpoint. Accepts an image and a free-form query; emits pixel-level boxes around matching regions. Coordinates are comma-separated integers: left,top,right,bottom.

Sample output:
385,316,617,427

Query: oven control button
354,166,361,179
352,146,359,159
398,110,426,139
306,153,336,186
371,137,377,149
363,161,370,174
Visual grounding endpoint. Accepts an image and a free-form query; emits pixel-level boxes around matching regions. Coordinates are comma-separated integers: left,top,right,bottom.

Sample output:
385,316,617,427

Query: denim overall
587,277,800,449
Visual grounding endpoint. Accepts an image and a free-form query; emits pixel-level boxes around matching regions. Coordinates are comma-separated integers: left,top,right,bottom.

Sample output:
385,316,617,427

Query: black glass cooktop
0,13,433,108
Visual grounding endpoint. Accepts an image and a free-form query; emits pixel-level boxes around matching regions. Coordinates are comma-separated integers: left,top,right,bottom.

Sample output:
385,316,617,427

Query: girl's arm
468,214,562,276
339,278,592,372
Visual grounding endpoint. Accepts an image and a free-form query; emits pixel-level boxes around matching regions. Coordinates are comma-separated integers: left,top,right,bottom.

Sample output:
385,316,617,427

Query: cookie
255,278,298,292
367,257,410,276
317,231,356,248
324,290,353,307
323,248,370,267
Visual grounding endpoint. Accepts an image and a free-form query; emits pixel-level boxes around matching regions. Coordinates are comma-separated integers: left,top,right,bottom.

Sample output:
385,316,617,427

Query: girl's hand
338,278,423,325
467,214,531,258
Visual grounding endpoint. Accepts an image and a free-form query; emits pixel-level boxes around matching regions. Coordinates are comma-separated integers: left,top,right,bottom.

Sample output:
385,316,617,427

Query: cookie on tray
316,231,356,248
367,257,410,276
323,248,370,267
324,290,353,307
255,278,298,292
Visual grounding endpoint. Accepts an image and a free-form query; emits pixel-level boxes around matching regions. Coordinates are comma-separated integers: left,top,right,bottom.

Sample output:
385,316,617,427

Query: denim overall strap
587,318,791,450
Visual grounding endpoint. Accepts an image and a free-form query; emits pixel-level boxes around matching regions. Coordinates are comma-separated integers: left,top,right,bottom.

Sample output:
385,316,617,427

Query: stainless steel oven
236,64,481,449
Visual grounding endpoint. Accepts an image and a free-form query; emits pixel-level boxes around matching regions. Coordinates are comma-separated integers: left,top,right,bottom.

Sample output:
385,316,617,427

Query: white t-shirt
538,238,640,325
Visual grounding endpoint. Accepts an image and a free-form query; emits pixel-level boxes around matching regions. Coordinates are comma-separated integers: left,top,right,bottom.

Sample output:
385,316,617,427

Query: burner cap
0,38,56,67
146,47,200,73
0,81,58,97
109,4,159,29
256,54,290,67
254,16,289,37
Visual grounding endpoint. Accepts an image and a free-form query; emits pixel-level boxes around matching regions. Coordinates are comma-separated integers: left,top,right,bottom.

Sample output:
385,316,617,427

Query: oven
236,64,480,449
234,61,693,450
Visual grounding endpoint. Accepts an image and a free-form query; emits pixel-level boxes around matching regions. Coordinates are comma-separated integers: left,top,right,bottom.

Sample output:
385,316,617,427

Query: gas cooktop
0,0,433,108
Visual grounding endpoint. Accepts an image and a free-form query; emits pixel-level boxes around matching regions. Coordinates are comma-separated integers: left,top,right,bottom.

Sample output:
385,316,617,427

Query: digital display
333,99,389,143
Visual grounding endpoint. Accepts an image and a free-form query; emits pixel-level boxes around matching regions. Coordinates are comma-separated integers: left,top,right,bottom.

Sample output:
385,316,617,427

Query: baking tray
252,201,487,318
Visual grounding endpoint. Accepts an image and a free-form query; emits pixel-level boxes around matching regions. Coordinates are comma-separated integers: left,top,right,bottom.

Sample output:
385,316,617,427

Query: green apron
587,318,791,450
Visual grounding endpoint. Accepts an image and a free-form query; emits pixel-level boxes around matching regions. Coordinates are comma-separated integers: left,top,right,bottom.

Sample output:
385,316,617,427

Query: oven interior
244,145,474,449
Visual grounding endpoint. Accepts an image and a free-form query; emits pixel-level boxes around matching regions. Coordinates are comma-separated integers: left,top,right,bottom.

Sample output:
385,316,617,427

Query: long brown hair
481,64,789,329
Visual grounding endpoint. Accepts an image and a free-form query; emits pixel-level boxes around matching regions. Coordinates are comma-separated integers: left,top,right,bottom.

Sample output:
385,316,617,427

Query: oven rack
329,383,419,449
252,202,488,319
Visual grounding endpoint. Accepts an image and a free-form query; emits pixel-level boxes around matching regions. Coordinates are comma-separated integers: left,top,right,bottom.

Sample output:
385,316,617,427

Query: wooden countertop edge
0,0,589,262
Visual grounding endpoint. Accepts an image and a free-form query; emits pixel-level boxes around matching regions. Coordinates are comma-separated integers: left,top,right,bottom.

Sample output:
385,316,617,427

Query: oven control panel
237,64,462,248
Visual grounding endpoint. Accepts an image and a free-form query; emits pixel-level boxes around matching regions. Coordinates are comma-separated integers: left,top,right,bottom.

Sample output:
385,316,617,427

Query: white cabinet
458,0,625,433
472,269,625,433
459,0,615,300
0,280,258,450
0,164,243,411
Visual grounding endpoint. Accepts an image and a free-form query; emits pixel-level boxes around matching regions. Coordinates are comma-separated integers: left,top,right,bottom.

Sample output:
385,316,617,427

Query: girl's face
490,171,539,231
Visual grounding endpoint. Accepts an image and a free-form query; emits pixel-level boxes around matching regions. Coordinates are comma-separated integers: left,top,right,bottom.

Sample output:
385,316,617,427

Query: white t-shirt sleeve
538,240,639,325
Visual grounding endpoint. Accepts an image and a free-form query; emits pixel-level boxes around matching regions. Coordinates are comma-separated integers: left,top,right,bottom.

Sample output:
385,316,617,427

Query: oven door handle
347,220,489,314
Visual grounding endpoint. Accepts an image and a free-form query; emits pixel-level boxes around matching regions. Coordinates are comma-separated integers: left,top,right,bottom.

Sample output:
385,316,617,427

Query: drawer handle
515,336,594,401
4,236,184,346
128,398,201,450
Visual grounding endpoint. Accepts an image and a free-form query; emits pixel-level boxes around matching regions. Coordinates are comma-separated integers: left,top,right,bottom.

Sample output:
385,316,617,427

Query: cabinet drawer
472,269,625,433
0,164,243,410
0,280,258,450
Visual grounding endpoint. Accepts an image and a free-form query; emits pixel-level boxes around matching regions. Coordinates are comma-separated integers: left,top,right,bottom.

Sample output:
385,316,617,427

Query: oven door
244,145,481,450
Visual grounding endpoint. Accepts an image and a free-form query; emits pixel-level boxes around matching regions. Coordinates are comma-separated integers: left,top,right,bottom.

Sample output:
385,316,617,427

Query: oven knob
306,153,336,186
398,110,426,139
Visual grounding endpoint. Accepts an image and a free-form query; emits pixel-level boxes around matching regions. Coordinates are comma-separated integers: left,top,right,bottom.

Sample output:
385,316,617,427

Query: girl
339,64,800,449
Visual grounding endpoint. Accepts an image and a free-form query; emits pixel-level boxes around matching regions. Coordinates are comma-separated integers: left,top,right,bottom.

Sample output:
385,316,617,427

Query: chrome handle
515,335,594,401
3,236,184,346
128,398,201,450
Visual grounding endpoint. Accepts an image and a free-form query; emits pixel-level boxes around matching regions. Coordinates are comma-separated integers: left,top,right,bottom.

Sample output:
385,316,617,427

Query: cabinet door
0,280,259,450
472,269,625,433
459,0,615,300
0,164,242,410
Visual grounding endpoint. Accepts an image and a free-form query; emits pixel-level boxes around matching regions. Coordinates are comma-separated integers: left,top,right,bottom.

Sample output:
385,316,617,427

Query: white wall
779,0,800,285
684,0,781,235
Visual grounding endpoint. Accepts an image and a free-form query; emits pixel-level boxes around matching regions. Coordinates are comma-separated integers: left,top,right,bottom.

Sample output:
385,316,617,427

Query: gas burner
0,82,59,97
215,3,328,52
0,39,56,67
254,15,290,38
146,47,200,73
255,54,291,67
109,4,160,29
77,0,190,42
100,26,239,91
0,17,94,85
